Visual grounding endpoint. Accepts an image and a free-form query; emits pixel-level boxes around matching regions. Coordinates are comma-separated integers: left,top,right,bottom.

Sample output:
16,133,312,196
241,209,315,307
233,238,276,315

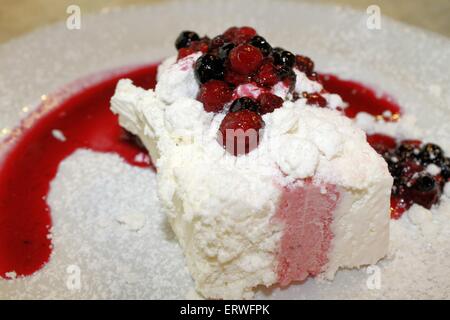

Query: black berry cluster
368,134,449,217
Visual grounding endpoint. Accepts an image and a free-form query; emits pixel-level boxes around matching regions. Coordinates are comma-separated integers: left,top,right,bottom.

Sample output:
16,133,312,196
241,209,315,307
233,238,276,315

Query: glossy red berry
233,26,257,44
277,65,297,92
224,70,250,86
304,92,327,108
223,27,239,42
254,62,279,87
223,26,257,44
177,39,209,60
295,55,314,75
210,35,226,49
198,80,233,113
229,44,264,75
308,72,320,82
257,93,283,114
193,40,210,53
218,110,264,156
400,159,424,182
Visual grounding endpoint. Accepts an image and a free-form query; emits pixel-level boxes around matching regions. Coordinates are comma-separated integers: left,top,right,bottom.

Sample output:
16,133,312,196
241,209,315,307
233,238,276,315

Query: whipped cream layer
111,54,392,299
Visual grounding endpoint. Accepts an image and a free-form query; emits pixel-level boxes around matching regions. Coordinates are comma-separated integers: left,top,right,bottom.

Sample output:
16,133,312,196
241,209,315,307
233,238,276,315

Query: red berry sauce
0,64,157,279
320,74,401,121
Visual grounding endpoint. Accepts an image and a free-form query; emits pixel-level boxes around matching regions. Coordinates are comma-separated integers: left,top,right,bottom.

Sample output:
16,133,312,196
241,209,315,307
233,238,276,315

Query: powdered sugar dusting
0,150,192,299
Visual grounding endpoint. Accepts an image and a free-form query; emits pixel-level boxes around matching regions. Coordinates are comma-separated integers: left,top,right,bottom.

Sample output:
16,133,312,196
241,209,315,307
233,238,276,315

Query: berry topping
304,92,327,108
175,31,200,50
176,38,210,60
276,65,296,91
396,140,421,161
390,197,408,220
223,27,239,42
229,97,260,113
419,143,444,165
258,93,284,114
218,42,235,60
254,62,279,87
440,157,450,180
224,70,251,86
307,72,319,82
198,80,233,113
413,174,437,192
407,173,441,209
177,47,196,60
210,35,226,49
295,55,314,75
218,110,264,156
187,27,306,110
229,44,264,75
249,36,272,56
368,134,449,218
233,26,257,44
191,39,210,53
272,48,295,68
194,54,225,83
223,26,257,44
399,159,424,182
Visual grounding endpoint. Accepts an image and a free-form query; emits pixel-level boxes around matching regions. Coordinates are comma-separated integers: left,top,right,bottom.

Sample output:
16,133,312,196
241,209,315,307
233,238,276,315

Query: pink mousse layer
273,181,340,286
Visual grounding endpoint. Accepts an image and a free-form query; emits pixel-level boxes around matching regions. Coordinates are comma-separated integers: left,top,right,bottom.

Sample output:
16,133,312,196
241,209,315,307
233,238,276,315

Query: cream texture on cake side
111,53,392,299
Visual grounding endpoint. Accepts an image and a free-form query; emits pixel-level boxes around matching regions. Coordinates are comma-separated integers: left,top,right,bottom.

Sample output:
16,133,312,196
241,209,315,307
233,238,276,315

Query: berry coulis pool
0,62,447,279
0,65,157,279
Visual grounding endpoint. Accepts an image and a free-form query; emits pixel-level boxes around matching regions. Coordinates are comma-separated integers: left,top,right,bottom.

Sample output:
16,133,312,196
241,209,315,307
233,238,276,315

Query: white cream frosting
155,52,202,104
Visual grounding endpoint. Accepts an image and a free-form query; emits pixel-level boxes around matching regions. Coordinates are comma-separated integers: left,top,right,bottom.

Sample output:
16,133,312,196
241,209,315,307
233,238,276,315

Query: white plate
0,0,449,299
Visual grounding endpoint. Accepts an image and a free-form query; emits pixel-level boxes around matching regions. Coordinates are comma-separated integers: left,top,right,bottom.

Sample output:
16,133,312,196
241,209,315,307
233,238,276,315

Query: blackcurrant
175,31,200,49
396,141,421,160
194,54,225,84
249,36,272,56
229,97,260,113
272,49,295,68
439,157,450,180
218,42,235,60
419,143,444,165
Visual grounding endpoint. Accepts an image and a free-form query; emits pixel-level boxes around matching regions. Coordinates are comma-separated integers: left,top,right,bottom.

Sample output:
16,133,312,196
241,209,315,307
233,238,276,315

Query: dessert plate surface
0,0,449,299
